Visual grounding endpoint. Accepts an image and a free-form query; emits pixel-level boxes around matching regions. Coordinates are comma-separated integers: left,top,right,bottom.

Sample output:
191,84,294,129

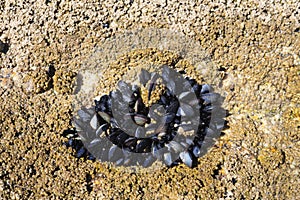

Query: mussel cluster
65,66,226,168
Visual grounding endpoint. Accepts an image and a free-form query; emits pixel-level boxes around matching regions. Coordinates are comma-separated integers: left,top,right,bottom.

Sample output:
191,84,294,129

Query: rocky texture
0,0,299,199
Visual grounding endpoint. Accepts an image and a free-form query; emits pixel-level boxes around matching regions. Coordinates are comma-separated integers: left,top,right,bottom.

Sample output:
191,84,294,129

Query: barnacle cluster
65,66,226,168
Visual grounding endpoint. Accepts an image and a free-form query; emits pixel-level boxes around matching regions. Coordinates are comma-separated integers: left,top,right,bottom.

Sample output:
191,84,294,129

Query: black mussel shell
139,69,151,86
66,68,226,168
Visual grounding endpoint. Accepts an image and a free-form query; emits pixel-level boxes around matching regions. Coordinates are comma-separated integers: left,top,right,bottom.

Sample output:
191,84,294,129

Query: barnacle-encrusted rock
23,67,52,94
95,48,206,98
1,0,300,199
53,69,77,94
258,147,285,170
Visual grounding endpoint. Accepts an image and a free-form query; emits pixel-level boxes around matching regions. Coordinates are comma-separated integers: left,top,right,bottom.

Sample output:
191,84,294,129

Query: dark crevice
103,22,110,29
26,164,37,176
47,64,55,90
0,40,9,54
232,177,237,185
45,0,51,5
199,180,204,187
218,66,227,71
51,166,60,178
14,131,22,137
85,173,93,193
212,163,223,179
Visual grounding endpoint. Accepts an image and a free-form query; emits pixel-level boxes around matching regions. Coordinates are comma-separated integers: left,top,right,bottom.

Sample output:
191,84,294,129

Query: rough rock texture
0,0,299,199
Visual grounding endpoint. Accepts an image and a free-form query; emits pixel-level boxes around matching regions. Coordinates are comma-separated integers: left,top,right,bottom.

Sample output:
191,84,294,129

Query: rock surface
0,0,299,199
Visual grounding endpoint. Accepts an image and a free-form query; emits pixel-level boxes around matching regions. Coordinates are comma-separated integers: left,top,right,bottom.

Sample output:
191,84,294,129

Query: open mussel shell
134,114,150,126
95,124,108,137
97,111,111,123
123,137,137,150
